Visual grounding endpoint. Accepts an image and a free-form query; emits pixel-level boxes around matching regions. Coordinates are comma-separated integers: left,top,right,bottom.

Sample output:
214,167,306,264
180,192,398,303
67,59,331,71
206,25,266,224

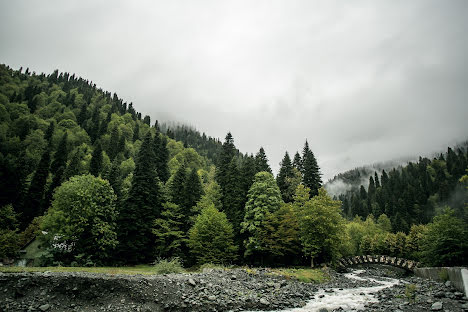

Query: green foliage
277,152,294,202
258,203,302,263
153,202,187,259
301,141,322,197
188,204,237,264
41,174,118,265
153,258,184,274
405,284,416,303
421,208,468,266
296,187,345,266
89,141,103,177
0,204,20,259
255,147,272,174
118,132,162,263
241,171,282,260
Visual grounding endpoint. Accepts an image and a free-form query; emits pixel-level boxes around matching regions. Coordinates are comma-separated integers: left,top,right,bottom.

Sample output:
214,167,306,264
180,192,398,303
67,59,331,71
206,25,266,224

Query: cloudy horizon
1,0,467,180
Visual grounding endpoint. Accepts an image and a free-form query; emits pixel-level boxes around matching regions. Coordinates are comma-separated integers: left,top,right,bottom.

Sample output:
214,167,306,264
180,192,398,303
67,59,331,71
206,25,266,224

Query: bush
153,258,184,274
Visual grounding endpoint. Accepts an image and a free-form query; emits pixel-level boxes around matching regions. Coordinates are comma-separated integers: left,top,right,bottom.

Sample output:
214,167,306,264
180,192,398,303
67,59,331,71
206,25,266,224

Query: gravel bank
1,266,467,312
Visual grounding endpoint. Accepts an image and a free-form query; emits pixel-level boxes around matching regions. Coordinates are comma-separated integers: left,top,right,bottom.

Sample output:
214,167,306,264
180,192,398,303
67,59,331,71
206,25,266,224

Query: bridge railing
337,255,419,271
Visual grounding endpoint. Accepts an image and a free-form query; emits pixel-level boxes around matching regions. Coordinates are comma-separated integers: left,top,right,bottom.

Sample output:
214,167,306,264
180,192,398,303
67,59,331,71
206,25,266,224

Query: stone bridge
337,255,419,272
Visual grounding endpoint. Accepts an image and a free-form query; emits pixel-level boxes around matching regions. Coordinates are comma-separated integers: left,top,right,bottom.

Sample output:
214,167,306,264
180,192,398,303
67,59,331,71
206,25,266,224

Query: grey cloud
1,0,467,180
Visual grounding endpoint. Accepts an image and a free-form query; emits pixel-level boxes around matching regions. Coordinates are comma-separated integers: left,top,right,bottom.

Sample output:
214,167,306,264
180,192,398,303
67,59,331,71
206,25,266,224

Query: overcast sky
1,0,468,180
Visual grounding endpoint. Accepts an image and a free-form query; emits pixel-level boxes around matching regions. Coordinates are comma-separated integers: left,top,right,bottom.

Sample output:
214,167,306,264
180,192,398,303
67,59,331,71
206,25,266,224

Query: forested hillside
334,147,468,233
0,64,466,269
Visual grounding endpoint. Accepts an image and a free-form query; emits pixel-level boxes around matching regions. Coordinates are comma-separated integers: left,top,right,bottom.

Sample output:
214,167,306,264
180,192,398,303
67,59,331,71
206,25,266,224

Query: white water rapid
280,269,400,312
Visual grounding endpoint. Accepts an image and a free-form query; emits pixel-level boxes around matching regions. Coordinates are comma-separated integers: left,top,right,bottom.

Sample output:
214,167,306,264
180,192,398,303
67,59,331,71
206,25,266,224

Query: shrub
153,258,184,274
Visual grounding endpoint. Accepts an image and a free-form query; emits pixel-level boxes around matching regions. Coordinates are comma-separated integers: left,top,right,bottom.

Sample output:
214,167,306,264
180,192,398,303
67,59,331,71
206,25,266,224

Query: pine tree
302,140,322,197
133,122,140,142
374,171,380,188
23,149,50,226
240,155,256,199
108,126,120,160
153,202,187,259
255,147,272,174
89,142,103,177
293,152,302,173
118,132,162,263
215,133,243,231
44,132,69,208
107,159,123,198
63,150,82,181
277,152,294,202
153,132,170,183
169,162,187,208
183,168,204,230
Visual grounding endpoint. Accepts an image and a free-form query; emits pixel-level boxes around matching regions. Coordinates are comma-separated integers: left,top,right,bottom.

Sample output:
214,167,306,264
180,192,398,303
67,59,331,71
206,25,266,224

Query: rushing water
280,270,400,312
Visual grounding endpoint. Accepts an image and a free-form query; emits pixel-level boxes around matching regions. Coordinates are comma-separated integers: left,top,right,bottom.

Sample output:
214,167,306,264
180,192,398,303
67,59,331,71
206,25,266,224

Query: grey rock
260,298,269,305
39,304,51,311
431,301,443,311
445,281,451,288
188,278,196,286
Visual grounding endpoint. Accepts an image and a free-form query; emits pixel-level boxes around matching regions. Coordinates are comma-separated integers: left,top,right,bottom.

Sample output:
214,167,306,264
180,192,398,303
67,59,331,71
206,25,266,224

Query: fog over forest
1,1,468,179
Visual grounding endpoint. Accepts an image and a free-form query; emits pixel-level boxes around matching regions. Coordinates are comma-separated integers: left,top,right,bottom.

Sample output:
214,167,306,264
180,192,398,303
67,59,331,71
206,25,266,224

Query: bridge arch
337,255,419,272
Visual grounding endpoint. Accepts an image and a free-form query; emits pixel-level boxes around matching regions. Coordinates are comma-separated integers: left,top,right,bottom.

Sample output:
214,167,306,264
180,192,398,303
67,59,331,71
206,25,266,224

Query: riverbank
1,266,467,311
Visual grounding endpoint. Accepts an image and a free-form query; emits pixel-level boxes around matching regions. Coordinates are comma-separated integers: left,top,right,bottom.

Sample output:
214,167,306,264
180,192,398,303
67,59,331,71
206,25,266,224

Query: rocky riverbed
0,266,467,312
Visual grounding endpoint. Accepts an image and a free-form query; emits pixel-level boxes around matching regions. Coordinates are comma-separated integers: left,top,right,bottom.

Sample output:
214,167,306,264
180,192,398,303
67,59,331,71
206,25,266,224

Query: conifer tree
293,151,302,173
277,152,294,202
153,202,187,259
89,142,103,177
216,133,244,232
118,132,162,263
108,126,120,160
133,122,140,142
77,104,88,126
153,132,170,183
302,141,322,197
255,147,272,174
44,133,69,208
63,150,82,181
23,149,50,226
240,155,256,199
374,172,380,188
182,168,204,230
169,162,187,208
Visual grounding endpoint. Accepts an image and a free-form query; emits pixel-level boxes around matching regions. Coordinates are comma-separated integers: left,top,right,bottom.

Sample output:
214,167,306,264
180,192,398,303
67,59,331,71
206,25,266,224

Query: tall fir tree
182,168,204,230
153,132,170,183
302,140,322,197
44,132,69,208
277,151,294,202
215,133,244,231
23,149,50,227
118,132,162,263
293,151,302,173
255,147,272,174
89,141,103,177
108,126,120,161
169,162,187,208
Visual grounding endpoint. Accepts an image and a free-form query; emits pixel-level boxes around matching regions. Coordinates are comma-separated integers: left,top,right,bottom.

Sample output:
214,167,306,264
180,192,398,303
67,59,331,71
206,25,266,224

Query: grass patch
272,267,329,283
0,264,180,275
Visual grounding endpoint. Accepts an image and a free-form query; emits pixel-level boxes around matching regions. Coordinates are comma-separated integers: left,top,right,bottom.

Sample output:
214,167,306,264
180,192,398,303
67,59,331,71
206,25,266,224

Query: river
279,269,400,312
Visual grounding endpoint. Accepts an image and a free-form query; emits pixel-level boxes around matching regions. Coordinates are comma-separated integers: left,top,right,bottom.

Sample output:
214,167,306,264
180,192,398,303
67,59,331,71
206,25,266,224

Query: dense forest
0,64,466,268
334,146,468,232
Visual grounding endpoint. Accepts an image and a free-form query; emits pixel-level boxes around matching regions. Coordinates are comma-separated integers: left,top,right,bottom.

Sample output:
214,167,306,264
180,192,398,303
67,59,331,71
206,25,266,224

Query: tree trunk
310,256,314,268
